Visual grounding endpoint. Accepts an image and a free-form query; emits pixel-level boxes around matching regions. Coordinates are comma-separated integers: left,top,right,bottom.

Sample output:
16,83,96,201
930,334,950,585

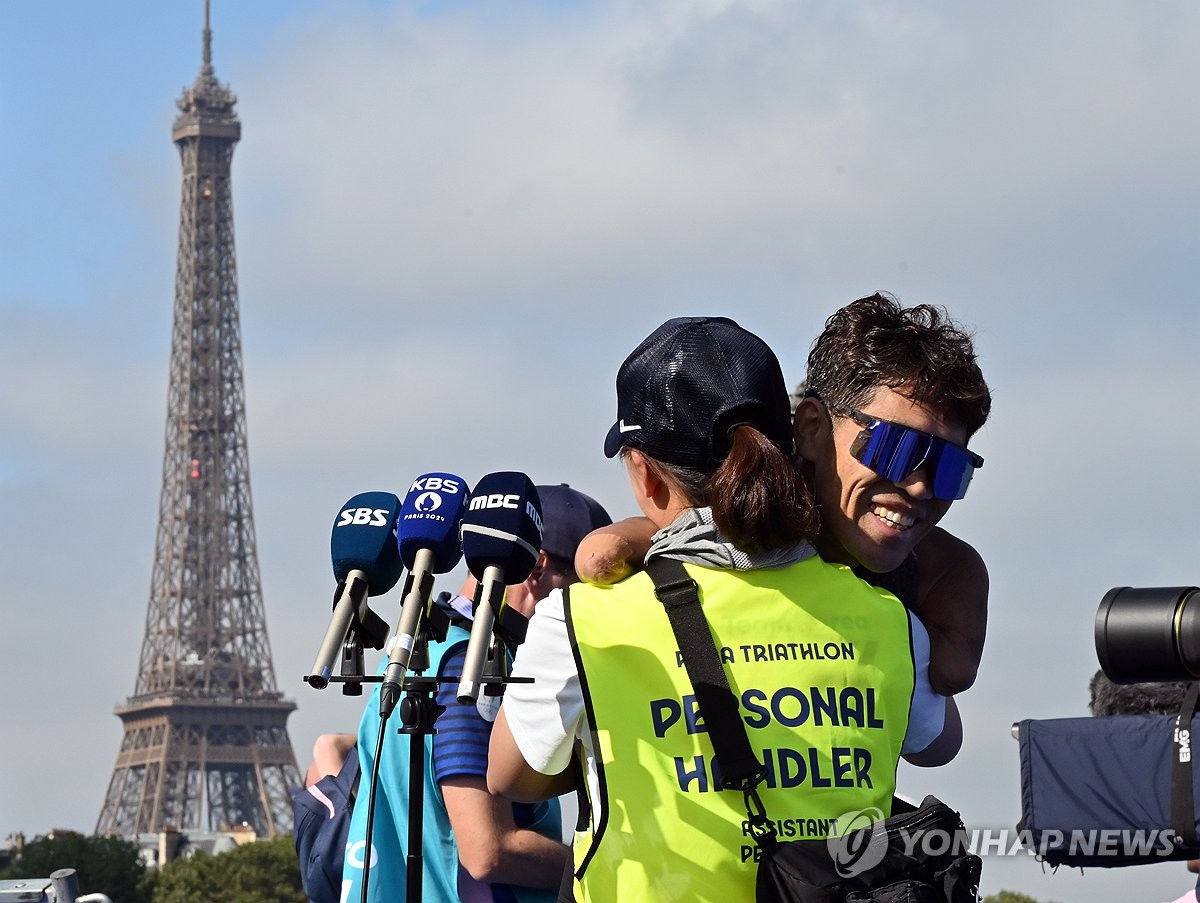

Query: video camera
1015,585,1200,869
1095,586,1200,684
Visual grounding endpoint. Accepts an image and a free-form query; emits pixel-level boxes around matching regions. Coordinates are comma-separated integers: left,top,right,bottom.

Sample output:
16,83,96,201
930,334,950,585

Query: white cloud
4,4,1200,900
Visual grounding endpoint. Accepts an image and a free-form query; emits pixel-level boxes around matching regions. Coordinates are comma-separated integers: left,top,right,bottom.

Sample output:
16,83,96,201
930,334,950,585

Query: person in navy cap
488,316,960,902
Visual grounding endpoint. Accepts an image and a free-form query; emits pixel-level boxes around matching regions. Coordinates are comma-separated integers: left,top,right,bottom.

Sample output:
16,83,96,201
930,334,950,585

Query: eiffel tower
96,4,301,839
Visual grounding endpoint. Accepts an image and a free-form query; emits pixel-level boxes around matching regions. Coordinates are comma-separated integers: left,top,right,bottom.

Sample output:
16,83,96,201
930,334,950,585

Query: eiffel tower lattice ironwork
96,5,301,839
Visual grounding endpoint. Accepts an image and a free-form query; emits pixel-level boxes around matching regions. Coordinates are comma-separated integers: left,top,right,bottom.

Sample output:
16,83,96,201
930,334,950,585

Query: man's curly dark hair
800,292,992,439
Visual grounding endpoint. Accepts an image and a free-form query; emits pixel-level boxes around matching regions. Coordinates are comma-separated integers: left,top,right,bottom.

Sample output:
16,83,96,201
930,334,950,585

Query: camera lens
1094,586,1200,683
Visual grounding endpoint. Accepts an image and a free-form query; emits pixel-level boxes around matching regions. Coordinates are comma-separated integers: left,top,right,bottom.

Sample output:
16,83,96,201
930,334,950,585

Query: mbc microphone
457,472,543,703
378,473,468,718
306,492,404,690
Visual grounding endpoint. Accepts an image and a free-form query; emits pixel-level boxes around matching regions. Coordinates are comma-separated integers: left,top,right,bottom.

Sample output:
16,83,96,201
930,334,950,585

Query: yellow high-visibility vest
566,557,915,902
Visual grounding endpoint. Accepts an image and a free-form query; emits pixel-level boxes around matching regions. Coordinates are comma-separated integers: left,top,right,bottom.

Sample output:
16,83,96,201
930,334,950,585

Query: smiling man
792,292,992,697
572,294,993,701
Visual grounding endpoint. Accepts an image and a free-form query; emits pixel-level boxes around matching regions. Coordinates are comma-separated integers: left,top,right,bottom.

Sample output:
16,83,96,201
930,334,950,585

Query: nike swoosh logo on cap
619,420,642,434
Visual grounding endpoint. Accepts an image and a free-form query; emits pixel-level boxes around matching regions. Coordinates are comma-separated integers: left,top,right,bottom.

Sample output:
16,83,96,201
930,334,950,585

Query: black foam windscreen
460,472,543,582
330,491,403,594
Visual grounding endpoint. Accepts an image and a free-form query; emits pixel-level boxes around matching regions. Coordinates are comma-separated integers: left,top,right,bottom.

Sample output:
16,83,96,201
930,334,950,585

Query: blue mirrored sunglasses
824,400,983,500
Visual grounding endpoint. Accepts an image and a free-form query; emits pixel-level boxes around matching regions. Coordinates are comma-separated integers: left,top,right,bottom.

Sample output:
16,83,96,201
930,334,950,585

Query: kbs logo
408,476,462,495
336,507,391,527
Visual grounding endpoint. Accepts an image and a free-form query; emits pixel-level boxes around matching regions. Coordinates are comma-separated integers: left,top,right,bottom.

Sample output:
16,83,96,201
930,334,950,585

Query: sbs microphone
307,492,404,690
457,472,544,703
378,473,468,717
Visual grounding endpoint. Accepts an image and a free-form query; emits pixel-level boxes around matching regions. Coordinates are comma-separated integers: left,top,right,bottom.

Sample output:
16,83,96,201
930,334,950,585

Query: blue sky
3,3,1200,901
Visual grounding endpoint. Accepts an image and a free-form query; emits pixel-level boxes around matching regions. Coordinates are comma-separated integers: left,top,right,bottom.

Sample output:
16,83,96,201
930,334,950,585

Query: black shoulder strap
1171,681,1200,846
644,556,764,789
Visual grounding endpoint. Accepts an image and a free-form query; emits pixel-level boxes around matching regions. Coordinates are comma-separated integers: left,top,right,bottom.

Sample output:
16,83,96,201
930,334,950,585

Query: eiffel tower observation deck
96,4,301,838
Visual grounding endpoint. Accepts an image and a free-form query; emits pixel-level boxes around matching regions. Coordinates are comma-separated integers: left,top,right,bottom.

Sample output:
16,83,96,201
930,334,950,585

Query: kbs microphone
306,492,404,690
378,473,468,718
457,473,544,703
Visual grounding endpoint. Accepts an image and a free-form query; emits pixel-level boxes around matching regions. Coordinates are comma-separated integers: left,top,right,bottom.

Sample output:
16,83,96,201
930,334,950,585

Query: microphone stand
397,601,450,903
338,628,368,697
473,591,535,702
319,604,390,696
358,595,533,903
361,599,450,903
477,608,530,699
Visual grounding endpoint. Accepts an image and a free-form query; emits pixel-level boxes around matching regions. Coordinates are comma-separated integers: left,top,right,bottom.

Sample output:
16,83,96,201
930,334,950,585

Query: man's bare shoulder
917,526,988,584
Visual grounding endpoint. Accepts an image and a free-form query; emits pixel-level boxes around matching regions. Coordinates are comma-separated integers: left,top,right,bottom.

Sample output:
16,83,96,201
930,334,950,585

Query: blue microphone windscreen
396,473,468,572
460,472,543,581
330,491,404,594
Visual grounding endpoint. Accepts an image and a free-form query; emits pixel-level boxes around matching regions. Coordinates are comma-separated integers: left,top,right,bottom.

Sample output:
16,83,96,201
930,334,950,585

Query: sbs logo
336,507,390,527
827,807,888,877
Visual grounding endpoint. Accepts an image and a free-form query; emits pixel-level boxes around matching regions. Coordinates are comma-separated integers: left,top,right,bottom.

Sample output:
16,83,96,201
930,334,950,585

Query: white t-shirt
503,585,947,776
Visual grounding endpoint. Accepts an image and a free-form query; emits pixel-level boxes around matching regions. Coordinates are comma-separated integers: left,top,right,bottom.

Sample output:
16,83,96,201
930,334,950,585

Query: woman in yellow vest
488,316,959,902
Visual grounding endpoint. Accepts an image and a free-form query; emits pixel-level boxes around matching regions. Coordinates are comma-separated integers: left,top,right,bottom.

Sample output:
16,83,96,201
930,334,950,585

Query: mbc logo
469,493,521,511
467,494,544,535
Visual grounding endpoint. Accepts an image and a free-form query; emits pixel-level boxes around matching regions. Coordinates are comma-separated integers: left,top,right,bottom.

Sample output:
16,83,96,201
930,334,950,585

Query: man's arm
487,708,576,802
914,527,988,696
487,593,584,802
441,772,568,888
304,732,357,787
574,516,656,585
432,625,573,892
898,612,962,767
902,696,962,767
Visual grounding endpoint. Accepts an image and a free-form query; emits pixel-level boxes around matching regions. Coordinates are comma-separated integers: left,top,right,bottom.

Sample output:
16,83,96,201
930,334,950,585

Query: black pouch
754,796,981,903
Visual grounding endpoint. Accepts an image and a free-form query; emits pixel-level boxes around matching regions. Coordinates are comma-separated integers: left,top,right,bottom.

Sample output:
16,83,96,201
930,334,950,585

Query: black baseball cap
535,484,613,561
603,316,794,466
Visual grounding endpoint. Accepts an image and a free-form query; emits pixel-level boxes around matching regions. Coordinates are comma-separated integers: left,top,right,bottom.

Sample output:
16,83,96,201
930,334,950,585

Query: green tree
152,834,303,903
0,831,153,903
982,891,1059,903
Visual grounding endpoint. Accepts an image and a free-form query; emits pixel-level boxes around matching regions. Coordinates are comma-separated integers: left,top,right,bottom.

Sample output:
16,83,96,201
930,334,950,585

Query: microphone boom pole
379,547,436,717
306,570,369,690
456,565,505,703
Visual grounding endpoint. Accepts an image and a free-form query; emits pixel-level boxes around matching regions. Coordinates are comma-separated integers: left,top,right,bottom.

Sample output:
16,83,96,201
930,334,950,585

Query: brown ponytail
707,425,818,553
647,425,818,554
